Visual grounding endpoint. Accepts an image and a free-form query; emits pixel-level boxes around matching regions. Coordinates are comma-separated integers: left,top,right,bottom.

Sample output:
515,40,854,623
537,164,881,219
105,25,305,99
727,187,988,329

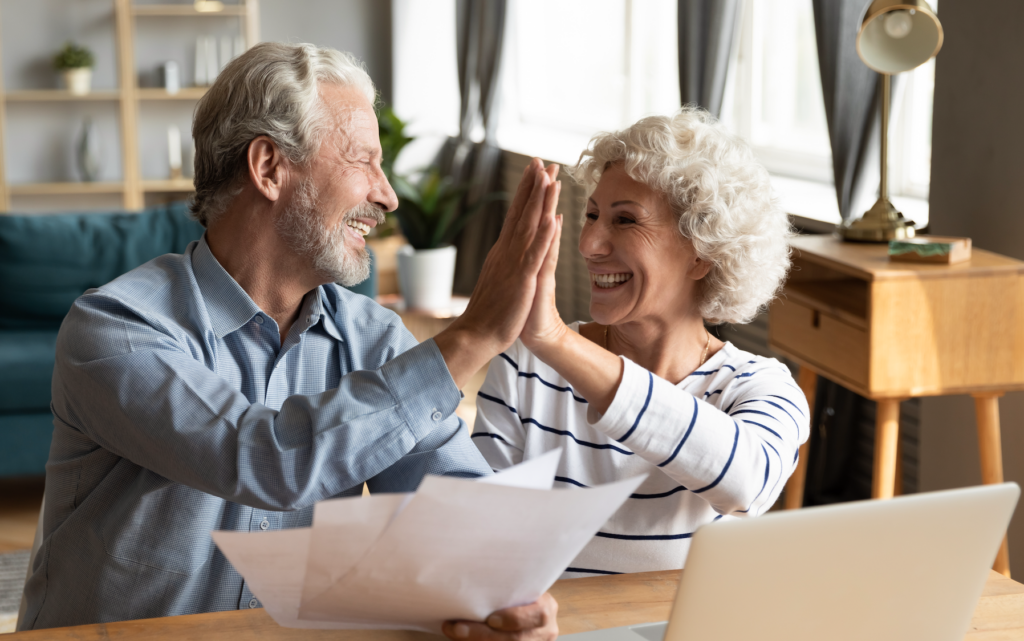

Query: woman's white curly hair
568,105,793,325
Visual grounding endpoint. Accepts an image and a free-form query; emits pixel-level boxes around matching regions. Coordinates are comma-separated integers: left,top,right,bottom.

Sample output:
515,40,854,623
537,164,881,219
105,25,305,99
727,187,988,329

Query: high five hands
435,158,565,389
435,159,564,641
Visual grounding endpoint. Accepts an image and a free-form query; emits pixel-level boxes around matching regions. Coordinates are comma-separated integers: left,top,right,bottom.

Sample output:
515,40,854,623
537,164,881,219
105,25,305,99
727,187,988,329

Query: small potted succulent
54,42,95,95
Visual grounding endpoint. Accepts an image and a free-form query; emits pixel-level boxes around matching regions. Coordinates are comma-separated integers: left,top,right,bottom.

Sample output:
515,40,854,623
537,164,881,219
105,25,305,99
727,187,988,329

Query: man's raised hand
435,158,561,388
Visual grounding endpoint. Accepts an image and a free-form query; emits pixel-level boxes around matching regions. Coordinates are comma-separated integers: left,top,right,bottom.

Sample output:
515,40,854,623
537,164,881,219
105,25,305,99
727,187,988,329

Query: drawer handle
812,310,820,328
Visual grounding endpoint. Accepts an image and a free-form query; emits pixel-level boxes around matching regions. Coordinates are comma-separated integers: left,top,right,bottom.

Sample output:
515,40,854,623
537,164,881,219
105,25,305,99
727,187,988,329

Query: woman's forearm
529,326,624,415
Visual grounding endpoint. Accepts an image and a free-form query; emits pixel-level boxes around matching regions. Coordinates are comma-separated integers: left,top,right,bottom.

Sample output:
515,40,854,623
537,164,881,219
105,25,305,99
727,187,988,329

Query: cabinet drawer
770,298,869,391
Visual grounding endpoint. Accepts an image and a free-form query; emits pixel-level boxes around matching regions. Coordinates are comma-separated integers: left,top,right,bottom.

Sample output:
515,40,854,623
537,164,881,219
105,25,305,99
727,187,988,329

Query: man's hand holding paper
213,451,646,635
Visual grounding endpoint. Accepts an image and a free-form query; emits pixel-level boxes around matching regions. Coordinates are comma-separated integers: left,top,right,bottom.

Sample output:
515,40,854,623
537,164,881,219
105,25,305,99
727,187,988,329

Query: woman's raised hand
521,170,567,353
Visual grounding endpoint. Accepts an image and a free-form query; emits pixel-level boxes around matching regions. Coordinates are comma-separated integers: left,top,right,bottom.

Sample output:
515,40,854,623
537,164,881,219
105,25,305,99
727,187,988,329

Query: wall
0,0,390,212
923,0,1024,577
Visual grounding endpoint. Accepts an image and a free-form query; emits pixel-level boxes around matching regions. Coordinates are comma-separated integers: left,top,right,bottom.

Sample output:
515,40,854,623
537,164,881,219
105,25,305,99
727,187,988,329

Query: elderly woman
473,106,809,578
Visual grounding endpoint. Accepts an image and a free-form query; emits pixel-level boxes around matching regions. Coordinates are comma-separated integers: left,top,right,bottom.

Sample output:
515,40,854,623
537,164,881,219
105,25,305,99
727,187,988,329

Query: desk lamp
840,0,943,242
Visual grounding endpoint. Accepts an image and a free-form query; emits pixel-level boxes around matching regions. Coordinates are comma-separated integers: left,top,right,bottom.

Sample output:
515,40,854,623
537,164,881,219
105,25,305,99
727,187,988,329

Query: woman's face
580,164,707,327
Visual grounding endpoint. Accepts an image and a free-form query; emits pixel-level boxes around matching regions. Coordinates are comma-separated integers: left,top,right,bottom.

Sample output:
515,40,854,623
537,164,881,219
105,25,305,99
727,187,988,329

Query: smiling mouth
591,272,633,289
345,219,372,236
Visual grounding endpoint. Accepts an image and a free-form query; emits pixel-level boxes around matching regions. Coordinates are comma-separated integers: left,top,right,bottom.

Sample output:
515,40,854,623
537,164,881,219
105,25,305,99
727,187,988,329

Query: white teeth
345,220,371,236
590,272,633,288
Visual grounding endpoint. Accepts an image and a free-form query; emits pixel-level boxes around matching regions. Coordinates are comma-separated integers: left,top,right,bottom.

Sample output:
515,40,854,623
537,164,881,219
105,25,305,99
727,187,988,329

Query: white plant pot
397,245,457,312
64,68,92,95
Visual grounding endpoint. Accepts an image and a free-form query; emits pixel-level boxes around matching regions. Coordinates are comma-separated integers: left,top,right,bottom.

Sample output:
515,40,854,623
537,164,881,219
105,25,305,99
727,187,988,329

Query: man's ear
247,135,288,202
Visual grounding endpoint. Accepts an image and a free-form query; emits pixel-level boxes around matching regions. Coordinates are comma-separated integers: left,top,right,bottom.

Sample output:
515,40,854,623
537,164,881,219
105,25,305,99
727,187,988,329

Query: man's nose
373,171,399,212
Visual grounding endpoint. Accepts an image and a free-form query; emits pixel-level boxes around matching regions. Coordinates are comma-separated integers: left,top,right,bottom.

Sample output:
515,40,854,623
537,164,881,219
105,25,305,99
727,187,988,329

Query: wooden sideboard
770,235,1024,576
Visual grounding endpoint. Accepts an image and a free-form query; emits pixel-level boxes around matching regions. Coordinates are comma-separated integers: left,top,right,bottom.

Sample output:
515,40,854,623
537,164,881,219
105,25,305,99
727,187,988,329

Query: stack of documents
212,450,645,632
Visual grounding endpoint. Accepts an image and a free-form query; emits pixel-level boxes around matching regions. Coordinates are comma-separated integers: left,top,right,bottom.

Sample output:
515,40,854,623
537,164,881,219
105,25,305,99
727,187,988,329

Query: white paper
213,453,645,632
475,447,560,490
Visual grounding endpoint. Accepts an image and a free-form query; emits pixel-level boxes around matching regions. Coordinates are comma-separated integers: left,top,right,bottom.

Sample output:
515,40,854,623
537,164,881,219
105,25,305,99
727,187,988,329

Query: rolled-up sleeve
587,356,808,517
53,293,479,511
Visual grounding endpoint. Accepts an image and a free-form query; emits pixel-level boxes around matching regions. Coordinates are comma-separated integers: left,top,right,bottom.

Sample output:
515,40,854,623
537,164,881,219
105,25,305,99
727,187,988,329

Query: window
720,0,935,224
393,0,935,225
496,0,680,164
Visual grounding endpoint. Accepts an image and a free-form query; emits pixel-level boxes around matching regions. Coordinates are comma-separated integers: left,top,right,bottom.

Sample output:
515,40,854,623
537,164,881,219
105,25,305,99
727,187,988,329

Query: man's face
275,83,398,286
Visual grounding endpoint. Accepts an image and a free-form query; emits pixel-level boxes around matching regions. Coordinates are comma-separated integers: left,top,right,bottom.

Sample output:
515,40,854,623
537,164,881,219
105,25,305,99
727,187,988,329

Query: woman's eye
616,216,635,225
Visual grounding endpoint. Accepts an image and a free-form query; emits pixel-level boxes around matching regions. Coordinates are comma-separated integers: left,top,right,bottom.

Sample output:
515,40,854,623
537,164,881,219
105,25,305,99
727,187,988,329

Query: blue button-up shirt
20,237,489,630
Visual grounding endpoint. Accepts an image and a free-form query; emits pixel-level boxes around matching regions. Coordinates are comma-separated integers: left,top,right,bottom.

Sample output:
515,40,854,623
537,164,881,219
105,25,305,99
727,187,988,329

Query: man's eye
585,212,598,221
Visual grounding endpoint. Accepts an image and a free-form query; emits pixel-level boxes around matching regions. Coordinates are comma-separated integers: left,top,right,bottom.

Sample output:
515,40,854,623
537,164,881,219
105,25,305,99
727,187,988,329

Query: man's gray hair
190,42,376,227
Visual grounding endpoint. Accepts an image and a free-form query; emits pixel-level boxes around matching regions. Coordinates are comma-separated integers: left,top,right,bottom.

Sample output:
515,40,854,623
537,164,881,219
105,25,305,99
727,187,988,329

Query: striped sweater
472,322,809,578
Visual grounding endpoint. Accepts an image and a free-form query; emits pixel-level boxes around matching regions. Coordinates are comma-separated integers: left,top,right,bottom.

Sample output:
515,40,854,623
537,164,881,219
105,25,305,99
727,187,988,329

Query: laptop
561,483,1019,641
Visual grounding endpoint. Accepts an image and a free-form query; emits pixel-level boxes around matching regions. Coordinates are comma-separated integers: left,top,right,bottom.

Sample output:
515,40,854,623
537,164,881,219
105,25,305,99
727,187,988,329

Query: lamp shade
856,0,943,74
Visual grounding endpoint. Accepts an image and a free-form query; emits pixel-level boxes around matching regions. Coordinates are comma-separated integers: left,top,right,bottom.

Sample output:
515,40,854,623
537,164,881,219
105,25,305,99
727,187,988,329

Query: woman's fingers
540,214,563,284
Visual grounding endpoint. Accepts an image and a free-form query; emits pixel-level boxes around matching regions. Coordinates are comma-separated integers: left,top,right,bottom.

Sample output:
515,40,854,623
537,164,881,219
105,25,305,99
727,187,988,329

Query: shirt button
431,410,443,421
254,315,264,325
260,519,269,530
306,316,311,323
249,598,259,609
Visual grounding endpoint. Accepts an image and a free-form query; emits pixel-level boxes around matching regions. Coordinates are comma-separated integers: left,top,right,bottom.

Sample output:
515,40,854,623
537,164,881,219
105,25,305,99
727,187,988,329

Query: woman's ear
247,135,288,202
689,256,712,281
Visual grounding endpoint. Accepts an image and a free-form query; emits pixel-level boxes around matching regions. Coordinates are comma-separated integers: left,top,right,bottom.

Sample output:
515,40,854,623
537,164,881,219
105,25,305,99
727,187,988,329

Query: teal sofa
0,201,376,478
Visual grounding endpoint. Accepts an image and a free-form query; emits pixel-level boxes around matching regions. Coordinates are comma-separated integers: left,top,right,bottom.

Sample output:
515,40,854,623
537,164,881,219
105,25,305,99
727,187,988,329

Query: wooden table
770,235,1024,576
8,569,1024,640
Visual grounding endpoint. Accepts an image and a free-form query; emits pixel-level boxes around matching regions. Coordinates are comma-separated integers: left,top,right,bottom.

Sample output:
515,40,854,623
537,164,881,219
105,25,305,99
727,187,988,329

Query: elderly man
19,42,561,638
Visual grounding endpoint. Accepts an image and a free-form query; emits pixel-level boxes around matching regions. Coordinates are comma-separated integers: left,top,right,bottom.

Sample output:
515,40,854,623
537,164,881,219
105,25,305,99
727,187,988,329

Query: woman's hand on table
442,592,559,641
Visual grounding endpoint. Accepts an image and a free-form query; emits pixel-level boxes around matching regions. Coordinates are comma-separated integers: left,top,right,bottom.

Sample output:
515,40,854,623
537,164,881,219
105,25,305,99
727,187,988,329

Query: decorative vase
63,67,92,95
396,245,457,311
76,118,101,182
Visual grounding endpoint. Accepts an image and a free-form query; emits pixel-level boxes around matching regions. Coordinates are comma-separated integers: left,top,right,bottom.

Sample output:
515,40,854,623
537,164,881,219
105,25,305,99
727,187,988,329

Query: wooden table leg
975,393,1011,578
872,399,902,500
783,367,817,510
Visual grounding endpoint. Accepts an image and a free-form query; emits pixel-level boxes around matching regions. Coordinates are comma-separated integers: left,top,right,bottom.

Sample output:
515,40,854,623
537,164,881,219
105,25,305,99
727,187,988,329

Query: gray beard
276,178,385,287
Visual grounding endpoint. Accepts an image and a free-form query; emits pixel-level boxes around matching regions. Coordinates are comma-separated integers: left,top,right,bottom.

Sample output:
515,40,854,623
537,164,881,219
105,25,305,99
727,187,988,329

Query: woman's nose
579,221,611,258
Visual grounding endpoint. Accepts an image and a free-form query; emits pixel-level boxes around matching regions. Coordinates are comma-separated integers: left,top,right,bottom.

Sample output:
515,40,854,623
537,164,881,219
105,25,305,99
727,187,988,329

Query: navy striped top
472,322,809,578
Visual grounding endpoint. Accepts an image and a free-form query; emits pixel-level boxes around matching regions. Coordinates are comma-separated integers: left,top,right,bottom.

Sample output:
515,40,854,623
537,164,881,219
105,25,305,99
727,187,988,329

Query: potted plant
391,168,500,311
368,105,414,295
54,42,95,95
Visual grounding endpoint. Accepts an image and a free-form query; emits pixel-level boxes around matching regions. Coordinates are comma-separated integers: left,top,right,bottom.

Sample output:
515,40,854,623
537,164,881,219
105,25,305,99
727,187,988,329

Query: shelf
5,90,121,102
8,182,124,195
137,87,209,100
132,4,247,17
143,179,195,192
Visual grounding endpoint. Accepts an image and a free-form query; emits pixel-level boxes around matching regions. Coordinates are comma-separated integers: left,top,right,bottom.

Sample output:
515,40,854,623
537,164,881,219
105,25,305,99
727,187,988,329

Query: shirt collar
192,236,345,342
317,289,344,342
191,236,267,339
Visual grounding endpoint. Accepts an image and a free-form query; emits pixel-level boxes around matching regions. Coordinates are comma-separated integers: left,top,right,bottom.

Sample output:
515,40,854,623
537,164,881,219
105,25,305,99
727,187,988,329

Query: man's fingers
512,167,552,247
442,594,559,641
501,158,542,237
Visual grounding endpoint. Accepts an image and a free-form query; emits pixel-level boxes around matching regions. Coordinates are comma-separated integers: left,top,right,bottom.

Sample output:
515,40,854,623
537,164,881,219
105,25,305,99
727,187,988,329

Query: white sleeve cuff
585,356,651,441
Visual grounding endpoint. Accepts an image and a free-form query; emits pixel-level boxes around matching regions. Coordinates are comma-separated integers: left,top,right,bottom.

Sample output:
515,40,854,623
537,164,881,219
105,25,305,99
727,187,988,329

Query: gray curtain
812,0,897,221
677,0,742,117
437,0,508,295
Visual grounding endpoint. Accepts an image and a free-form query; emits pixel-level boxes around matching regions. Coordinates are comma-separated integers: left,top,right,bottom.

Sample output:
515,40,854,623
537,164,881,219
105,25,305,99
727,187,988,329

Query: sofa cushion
0,331,58,413
0,201,204,329
0,412,54,478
